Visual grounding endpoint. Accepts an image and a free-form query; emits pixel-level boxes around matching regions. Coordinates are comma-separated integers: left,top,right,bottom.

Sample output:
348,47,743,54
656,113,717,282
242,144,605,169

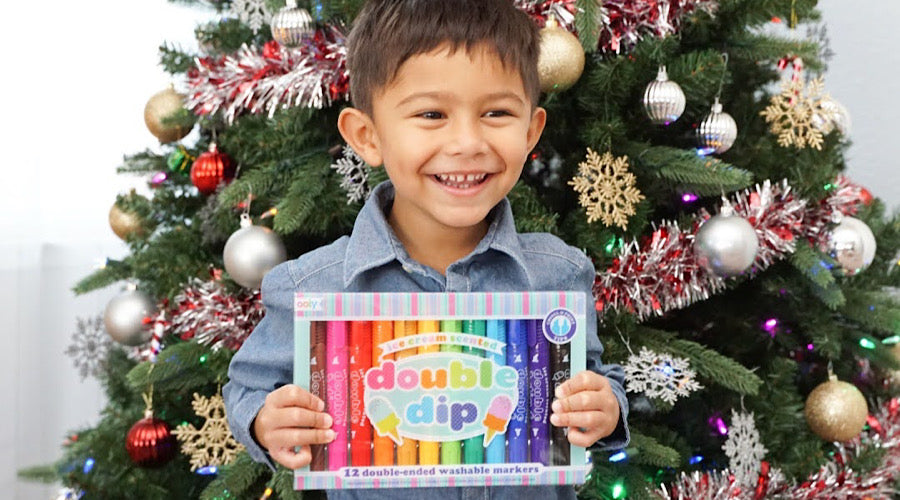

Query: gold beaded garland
804,377,868,442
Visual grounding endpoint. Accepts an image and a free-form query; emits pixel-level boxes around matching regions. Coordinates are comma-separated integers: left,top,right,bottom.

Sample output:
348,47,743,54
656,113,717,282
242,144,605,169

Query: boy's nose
445,118,490,157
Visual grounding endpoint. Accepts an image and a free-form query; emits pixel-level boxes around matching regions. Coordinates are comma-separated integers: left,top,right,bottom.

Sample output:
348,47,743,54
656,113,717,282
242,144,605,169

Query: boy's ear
526,106,547,152
337,107,383,167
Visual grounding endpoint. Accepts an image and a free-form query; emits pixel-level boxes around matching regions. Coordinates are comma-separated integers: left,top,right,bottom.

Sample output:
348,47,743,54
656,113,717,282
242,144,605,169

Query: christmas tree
23,0,900,498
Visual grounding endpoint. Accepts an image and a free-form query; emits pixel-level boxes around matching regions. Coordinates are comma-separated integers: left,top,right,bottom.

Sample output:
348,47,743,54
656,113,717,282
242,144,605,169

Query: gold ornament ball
804,379,868,442
890,343,900,385
144,86,192,143
537,18,585,93
109,204,144,241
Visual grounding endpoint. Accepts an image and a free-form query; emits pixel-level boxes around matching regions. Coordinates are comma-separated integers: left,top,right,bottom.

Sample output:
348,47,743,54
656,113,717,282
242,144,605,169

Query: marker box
293,291,588,490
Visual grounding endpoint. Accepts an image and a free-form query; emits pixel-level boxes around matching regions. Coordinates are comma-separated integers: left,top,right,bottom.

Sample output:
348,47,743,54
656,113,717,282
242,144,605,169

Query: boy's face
344,44,546,239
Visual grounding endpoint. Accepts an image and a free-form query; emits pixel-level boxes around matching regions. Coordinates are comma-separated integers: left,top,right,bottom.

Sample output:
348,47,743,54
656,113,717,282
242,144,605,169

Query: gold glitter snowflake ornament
172,391,244,471
760,76,827,150
569,148,644,230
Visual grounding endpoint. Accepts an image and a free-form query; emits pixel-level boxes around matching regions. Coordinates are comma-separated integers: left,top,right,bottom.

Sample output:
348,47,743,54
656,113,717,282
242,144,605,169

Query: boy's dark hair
347,0,541,115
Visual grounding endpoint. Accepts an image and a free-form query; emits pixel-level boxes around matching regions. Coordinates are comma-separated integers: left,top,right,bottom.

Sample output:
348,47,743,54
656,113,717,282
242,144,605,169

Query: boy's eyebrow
396,91,525,107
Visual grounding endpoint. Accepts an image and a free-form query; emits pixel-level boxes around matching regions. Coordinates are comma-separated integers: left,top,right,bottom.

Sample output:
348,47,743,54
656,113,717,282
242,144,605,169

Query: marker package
293,292,589,490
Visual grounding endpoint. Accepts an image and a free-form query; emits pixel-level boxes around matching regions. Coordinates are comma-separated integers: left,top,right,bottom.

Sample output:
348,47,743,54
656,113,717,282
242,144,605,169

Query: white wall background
0,1,896,498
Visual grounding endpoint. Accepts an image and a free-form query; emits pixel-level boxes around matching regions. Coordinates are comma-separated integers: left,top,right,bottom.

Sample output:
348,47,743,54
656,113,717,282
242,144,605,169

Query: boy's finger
549,409,607,430
268,385,325,411
270,445,312,470
555,371,607,398
269,427,336,449
552,389,604,413
566,427,603,448
273,407,333,430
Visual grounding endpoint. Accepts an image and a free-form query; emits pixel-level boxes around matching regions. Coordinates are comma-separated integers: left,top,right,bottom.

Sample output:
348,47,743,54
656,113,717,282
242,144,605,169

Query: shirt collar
343,180,532,287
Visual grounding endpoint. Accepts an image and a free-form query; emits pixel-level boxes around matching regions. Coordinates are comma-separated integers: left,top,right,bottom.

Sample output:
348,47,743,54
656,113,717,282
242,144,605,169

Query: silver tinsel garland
170,278,264,351
187,27,348,124
595,175,867,319
655,398,900,499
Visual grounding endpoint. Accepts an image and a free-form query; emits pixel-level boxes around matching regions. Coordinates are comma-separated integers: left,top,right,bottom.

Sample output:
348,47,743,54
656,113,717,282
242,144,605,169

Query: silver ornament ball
224,215,287,289
697,98,738,154
826,216,876,276
694,213,759,277
270,0,314,47
812,95,852,136
643,66,686,125
104,288,156,346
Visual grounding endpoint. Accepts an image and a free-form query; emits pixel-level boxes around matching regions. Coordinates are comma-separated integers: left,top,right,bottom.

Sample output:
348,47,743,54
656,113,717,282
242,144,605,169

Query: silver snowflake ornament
330,145,370,204
65,315,112,380
624,347,701,404
722,410,767,488
230,0,272,34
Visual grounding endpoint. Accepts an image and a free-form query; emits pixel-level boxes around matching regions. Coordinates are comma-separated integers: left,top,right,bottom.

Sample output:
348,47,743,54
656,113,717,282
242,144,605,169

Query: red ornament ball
190,143,236,195
126,413,177,467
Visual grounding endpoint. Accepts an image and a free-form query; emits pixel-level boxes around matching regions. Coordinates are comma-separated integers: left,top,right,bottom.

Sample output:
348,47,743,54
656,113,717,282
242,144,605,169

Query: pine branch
127,341,232,393
199,452,268,500
575,0,601,53
72,260,132,295
509,181,560,234
840,289,900,336
628,431,682,468
629,145,754,195
638,327,763,395
159,43,195,75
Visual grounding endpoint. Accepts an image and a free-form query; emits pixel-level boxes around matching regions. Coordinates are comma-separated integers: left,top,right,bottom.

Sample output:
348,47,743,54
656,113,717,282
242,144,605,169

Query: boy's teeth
435,173,487,187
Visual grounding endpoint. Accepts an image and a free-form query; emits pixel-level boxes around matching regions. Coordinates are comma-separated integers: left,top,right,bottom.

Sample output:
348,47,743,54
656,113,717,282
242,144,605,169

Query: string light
82,457,95,474
763,318,779,337
681,193,699,203
689,455,704,464
609,451,627,462
859,338,877,350
260,208,279,219
611,481,626,499
196,465,218,475
259,487,273,499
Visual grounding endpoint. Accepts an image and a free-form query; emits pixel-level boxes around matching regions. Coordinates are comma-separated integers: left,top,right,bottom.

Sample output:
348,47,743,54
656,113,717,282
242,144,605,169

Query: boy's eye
417,111,444,120
484,110,513,118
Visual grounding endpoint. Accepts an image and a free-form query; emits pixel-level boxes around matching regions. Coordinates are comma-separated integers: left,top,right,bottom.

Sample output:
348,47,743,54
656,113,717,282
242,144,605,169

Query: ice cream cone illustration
482,394,514,446
368,397,403,445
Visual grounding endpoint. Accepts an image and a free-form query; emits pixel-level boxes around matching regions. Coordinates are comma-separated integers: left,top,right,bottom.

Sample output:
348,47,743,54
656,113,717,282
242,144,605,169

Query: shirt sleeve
577,256,630,452
223,262,296,469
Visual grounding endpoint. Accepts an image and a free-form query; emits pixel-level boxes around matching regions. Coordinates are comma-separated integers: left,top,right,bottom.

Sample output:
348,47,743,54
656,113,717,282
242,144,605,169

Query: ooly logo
364,352,519,445
543,308,576,344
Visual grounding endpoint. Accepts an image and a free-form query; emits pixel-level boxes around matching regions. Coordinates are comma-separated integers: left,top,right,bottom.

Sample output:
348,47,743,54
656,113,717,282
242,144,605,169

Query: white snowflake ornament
624,347,702,404
722,409,767,488
330,145,370,204
230,0,272,34
65,315,113,380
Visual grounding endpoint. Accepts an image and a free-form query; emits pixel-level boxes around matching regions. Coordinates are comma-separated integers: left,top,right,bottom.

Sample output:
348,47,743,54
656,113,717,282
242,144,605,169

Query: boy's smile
339,43,546,272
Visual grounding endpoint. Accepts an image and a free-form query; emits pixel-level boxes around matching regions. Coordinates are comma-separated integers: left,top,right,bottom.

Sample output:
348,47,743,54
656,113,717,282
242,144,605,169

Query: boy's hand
550,370,620,447
252,385,335,469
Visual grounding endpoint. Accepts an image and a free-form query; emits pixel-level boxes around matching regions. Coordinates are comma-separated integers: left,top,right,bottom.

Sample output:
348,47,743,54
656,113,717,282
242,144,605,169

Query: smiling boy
224,1,629,498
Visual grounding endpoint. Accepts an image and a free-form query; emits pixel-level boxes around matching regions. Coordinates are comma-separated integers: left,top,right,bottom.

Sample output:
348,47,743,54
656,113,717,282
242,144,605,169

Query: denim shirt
224,181,629,500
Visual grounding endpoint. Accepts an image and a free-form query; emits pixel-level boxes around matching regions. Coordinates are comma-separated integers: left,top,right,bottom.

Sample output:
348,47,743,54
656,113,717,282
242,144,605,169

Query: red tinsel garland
516,0,717,53
186,27,348,124
168,277,264,351
186,1,715,121
595,176,868,319
656,398,900,499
